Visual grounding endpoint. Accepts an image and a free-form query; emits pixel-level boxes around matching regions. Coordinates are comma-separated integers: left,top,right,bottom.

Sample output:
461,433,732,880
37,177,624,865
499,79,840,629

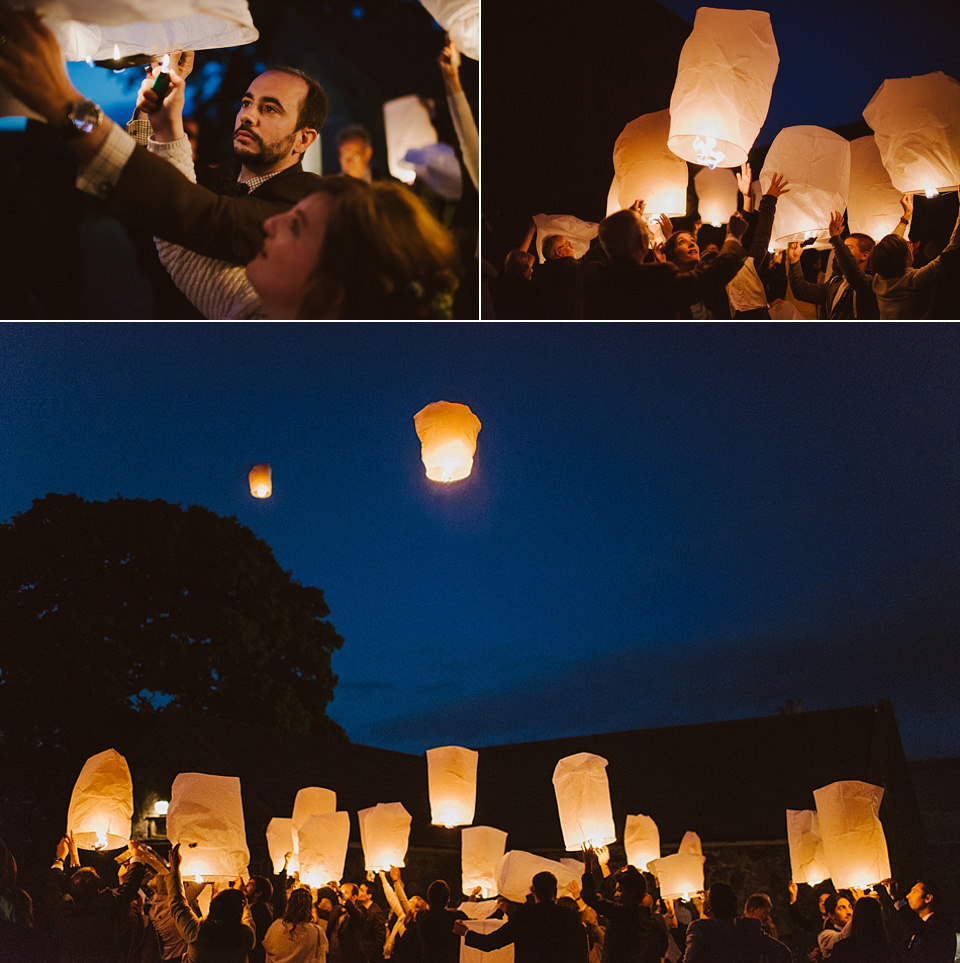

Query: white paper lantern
292,787,337,834
265,817,295,875
383,96,438,185
66,749,133,851
458,900,500,920
678,831,702,856
760,126,851,246
552,752,616,851
813,780,891,889
462,826,508,898
847,136,904,241
668,7,778,170
413,401,481,483
428,746,478,828
417,0,478,60
694,167,738,226
358,802,411,872
648,852,705,900
613,110,688,217
495,850,580,903
167,772,249,881
532,214,598,263
298,811,350,887
786,809,829,886
460,920,513,963
248,464,271,499
863,72,960,195
624,814,660,871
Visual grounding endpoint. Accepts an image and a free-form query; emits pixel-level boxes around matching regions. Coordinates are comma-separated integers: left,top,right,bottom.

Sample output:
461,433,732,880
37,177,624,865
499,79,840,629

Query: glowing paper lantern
495,850,580,903
298,811,350,887
461,920,513,963
624,814,660,871
417,0,478,60
167,773,249,881
668,7,778,169
383,96,438,185
848,136,904,241
66,749,133,851
248,464,271,498
358,802,411,872
532,213,598,263
413,401,481,484
458,900,500,920
760,126,850,246
292,787,336,833
427,746,478,827
786,809,829,886
678,831,702,855
552,752,616,851
694,167,738,226
613,110,688,217
863,72,960,196
462,826,507,898
401,143,463,202
648,852,705,900
266,817,295,875
813,780,891,889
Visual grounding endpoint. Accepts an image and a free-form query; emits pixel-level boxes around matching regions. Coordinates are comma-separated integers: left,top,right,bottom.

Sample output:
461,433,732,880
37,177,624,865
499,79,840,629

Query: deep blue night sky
3,323,958,760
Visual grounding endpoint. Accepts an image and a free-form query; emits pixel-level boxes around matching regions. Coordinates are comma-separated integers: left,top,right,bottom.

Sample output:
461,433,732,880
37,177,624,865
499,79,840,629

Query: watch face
67,100,101,135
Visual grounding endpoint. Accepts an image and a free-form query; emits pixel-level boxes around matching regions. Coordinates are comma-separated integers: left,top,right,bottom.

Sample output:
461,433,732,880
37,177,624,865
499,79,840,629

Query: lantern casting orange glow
414,401,481,483
249,464,272,498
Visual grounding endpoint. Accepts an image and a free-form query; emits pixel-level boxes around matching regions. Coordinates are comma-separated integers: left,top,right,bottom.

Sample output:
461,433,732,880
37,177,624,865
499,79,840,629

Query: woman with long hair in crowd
263,886,327,963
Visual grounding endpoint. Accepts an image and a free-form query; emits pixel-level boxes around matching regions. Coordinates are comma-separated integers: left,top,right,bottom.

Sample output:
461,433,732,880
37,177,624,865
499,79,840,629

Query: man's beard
234,127,299,171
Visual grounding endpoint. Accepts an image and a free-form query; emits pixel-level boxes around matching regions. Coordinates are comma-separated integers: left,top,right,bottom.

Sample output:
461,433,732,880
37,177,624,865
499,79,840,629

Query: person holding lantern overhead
818,893,854,959
876,878,957,963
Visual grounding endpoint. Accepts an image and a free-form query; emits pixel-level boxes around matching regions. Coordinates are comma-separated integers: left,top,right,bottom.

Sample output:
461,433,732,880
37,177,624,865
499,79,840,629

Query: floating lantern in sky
298,811,350,886
532,213,599,263
167,772,249,881
248,464,271,499
413,401,481,484
678,830,702,855
496,850,581,902
266,817,295,875
863,72,960,197
624,813,660,871
786,809,829,886
813,780,891,889
847,136,904,241
552,752,616,851
613,110,688,218
694,167,738,226
293,787,336,832
668,8,778,170
760,127,850,246
462,826,507,898
418,0,478,59
358,802,411,872
427,746,478,827
383,96,438,185
66,749,133,851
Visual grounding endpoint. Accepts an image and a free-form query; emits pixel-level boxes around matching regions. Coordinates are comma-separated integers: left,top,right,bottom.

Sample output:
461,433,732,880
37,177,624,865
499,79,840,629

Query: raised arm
786,241,827,305
438,37,478,191
749,173,789,264
893,194,913,238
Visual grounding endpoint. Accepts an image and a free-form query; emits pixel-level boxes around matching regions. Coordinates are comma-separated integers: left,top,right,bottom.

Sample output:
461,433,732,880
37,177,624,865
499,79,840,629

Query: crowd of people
486,168,960,320
1,833,954,963
0,9,478,319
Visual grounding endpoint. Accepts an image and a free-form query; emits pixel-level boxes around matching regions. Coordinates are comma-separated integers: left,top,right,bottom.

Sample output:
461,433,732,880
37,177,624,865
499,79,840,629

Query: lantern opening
248,464,272,498
924,187,939,198
693,135,725,169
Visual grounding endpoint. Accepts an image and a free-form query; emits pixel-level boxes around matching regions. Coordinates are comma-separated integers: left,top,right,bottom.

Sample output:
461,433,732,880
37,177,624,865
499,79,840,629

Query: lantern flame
194,874,204,884
113,44,121,58
693,135,725,170
160,53,171,71
93,828,108,851
924,187,939,198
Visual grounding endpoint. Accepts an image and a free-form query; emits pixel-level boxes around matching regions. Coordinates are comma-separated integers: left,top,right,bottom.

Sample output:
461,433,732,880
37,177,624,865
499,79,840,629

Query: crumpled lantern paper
694,166,739,226
863,72,960,194
417,0,478,60
648,852,705,900
167,772,249,880
265,817,295,875
552,752,616,851
298,811,350,886
668,7,779,169
613,110,689,217
414,401,481,483
786,809,829,885
624,813,660,871
495,850,580,903
428,746,478,828
760,126,850,246
533,214,599,263
358,802,412,872
813,780,891,889
383,96,438,186
458,899,500,921
460,920,512,963
66,748,133,851
462,826,507,898
847,136,904,241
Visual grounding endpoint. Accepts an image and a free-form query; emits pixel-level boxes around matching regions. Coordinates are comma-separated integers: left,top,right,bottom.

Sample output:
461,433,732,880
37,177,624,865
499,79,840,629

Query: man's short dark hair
744,892,773,915
847,232,875,255
705,882,738,919
265,66,328,133
531,871,557,902
916,879,941,905
824,893,842,917
427,879,450,908
68,867,100,903
337,124,372,149
616,866,647,900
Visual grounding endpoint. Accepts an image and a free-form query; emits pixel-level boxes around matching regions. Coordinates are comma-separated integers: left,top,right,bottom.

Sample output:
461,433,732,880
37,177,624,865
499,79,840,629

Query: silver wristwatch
62,99,103,138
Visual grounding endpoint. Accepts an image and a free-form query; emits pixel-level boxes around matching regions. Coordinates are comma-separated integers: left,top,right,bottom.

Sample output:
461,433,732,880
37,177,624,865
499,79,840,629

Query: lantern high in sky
427,745,479,827
552,751,616,851
248,464,271,499
413,401,481,484
613,110,688,217
668,7,779,170
358,802,412,871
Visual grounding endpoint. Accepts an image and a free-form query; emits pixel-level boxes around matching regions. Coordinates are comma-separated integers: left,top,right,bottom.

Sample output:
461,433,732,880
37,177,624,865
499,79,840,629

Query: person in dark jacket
878,878,957,963
832,896,898,963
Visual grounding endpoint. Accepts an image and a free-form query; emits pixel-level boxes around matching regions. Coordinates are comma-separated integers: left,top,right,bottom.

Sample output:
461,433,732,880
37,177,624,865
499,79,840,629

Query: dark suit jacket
104,144,325,264
464,900,588,963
